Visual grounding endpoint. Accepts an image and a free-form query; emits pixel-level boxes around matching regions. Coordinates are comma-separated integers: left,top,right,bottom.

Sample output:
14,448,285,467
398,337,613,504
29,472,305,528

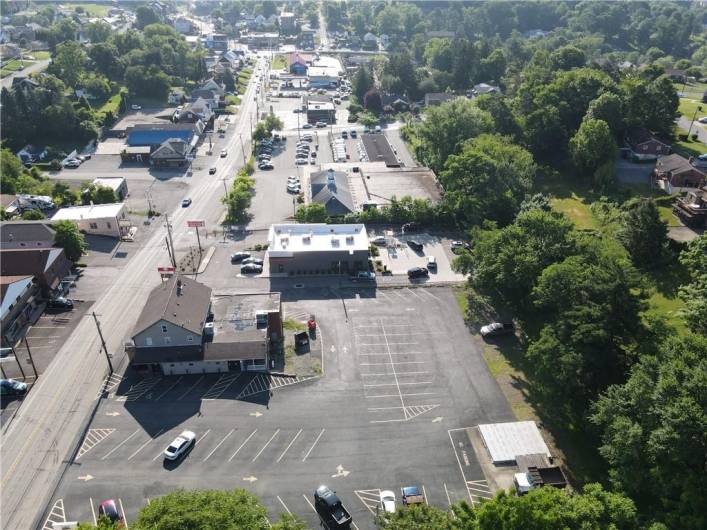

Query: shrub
49,159,62,171
691,133,698,141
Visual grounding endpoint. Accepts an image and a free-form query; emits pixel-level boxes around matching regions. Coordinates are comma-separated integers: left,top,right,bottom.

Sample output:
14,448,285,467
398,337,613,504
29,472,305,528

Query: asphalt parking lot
41,286,513,529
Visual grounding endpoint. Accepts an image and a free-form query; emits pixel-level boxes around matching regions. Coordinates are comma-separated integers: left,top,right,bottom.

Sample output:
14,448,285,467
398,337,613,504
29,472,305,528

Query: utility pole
222,178,229,196
165,236,174,269
239,133,246,162
23,337,37,379
92,312,113,375
686,105,703,141
164,214,176,267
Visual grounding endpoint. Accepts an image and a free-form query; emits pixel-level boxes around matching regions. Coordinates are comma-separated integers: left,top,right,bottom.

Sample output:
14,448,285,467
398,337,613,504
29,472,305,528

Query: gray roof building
310,169,355,216
0,221,55,249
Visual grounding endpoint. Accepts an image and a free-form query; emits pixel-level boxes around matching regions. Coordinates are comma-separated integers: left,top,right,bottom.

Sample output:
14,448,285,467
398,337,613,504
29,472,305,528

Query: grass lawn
272,54,288,70
550,195,598,230
94,92,123,120
26,51,51,60
130,95,167,107
225,95,241,106
646,290,687,335
678,97,705,121
62,2,110,17
1,59,35,73
672,126,707,159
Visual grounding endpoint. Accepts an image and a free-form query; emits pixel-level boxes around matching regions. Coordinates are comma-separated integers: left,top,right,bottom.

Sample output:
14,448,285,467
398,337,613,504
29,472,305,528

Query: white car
63,159,81,168
131,104,141,110
380,490,396,513
698,117,707,124
288,175,299,183
287,183,301,193
163,430,196,460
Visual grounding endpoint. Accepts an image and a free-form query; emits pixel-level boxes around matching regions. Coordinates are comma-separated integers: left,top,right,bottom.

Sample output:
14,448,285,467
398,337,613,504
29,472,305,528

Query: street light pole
92,312,113,375
686,105,703,141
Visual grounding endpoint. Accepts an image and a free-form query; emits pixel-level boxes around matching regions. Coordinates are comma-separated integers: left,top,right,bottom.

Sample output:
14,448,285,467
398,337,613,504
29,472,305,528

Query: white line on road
302,428,325,462
252,429,279,462
276,429,303,463
203,429,234,461
127,429,163,461
89,497,96,526
101,430,139,460
228,429,257,462
276,496,291,514
357,341,419,346
361,371,429,376
176,375,204,401
405,288,425,301
302,493,316,512
357,351,424,356
364,381,432,388
153,377,183,401
365,392,437,398
360,361,429,365
119,498,129,529
444,482,452,506
422,485,428,504
448,429,474,505
418,289,442,302
195,429,211,446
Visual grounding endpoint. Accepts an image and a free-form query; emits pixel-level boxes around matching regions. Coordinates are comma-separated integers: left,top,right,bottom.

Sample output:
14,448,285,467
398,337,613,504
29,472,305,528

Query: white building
51,202,130,238
91,177,128,200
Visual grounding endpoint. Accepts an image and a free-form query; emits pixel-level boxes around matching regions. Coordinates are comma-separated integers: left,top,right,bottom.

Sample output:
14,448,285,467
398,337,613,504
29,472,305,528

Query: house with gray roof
310,168,355,216
150,138,191,167
0,221,55,249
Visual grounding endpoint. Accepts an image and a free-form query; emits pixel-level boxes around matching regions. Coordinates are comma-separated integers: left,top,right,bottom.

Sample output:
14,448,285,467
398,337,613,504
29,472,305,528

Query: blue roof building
126,123,204,148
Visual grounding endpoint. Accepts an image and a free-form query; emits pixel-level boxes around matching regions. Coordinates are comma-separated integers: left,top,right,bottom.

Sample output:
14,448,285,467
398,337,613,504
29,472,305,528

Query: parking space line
119,498,129,529
176,375,204,401
127,429,164,461
302,493,316,513
405,288,425,301
252,429,280,462
364,381,432,388
302,428,325,462
357,341,419,346
101,429,139,460
365,392,437,398
448,429,474,505
358,351,425,356
360,361,428,366
418,289,442,302
276,496,291,514
229,429,257,461
203,429,234,461
89,497,96,526
276,429,303,463
153,377,183,401
422,485,428,504
195,429,211,446
361,371,429,377
444,483,452,506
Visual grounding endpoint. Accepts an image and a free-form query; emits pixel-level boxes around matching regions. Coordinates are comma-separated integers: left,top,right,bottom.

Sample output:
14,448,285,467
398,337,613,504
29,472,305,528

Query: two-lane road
0,58,264,530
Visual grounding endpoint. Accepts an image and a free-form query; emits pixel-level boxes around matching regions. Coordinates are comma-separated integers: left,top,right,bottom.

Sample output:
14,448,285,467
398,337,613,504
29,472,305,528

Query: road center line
101,429,139,460
252,429,280,462
127,429,164,461
302,428,325,462
276,429,303,463
228,429,257,462
203,429,234,461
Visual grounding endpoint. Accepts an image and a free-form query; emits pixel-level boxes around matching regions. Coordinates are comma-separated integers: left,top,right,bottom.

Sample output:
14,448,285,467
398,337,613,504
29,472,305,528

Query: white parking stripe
153,377,183,401
302,428,325,462
90,497,96,526
229,429,257,462
444,483,452,506
101,430,139,460
360,361,428,365
276,429,303,463
127,429,163,461
357,341,419,346
418,289,442,302
195,430,211,446
365,392,437,398
361,371,429,376
302,493,316,512
203,429,234,461
119,499,129,529
364,381,432,387
252,429,280,462
358,351,424,356
176,375,204,401
276,496,291,514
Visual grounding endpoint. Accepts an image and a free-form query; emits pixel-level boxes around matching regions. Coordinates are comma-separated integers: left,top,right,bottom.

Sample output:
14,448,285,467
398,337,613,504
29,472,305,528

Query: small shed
478,421,551,465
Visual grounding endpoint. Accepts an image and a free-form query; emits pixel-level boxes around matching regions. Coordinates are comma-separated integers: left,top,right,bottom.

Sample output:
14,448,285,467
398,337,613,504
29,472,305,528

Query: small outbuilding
478,421,551,465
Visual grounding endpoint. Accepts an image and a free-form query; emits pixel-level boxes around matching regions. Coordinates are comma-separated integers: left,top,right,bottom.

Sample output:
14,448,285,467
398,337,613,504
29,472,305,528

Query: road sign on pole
157,266,175,279
187,220,206,228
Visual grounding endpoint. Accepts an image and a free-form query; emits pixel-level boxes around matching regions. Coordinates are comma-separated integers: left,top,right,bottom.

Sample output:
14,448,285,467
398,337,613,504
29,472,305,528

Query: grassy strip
271,54,287,70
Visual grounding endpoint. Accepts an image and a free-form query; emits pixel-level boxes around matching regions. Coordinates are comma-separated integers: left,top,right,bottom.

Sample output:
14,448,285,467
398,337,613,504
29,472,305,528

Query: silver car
163,430,196,460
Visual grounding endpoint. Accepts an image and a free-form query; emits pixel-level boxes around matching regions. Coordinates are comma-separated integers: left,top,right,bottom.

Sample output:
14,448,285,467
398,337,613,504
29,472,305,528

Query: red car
98,499,123,525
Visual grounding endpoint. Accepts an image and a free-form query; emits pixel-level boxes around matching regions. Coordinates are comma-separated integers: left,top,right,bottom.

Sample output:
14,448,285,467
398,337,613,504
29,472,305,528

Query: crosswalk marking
97,373,123,399
236,374,316,399
42,498,65,529
115,378,162,402
76,429,115,460
202,373,242,400
404,404,440,420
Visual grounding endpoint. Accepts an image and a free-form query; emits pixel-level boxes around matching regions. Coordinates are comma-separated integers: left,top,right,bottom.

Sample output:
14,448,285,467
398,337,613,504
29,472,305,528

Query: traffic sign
187,220,206,228
157,266,175,278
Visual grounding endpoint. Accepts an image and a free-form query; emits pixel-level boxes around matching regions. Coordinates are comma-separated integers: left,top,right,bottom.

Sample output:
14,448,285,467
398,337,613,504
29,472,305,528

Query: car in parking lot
62,159,81,168
480,322,515,338
181,198,192,207
258,154,272,161
407,267,429,279
287,183,301,193
315,121,327,128
350,271,375,282
288,174,299,182
230,252,251,263
402,221,420,234
0,379,28,396
241,263,263,274
426,256,437,269
220,149,228,157
699,116,707,124
131,104,141,110
371,235,387,246
163,430,195,460
98,499,123,525
350,129,357,138
47,296,74,309
407,240,423,251
314,485,352,528
341,131,348,138
295,158,307,165
242,257,264,266
209,166,217,174
451,240,470,252
302,123,313,129
380,490,396,514
258,162,274,170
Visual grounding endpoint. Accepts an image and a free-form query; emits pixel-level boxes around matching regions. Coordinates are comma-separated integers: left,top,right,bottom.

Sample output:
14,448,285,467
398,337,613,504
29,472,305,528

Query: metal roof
478,421,551,464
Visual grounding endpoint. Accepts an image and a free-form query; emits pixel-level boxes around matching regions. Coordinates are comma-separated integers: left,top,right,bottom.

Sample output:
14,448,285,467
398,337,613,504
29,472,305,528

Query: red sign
187,220,206,228
158,266,175,277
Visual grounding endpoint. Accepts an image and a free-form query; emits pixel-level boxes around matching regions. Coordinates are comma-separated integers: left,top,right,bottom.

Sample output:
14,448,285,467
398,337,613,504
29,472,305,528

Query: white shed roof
51,202,125,221
478,421,551,464
92,177,125,192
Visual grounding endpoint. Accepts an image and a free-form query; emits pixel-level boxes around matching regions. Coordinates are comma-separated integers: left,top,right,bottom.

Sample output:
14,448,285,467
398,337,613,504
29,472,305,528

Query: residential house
626,128,671,160
178,97,214,124
246,32,279,49
381,94,409,113
471,83,501,96
16,144,46,164
189,88,221,109
425,30,456,40
266,223,370,275
380,34,390,49
424,92,456,106
168,88,187,105
523,29,549,39
174,17,196,34
50,203,130,238
665,69,687,83
653,154,707,189
618,60,635,70
0,221,55,250
204,33,229,51
306,101,336,124
1,275,40,347
11,76,39,95
0,42,21,58
309,169,355,216
0,247,72,298
218,50,242,71
672,185,707,228
150,138,191,167
362,32,378,50
288,52,309,75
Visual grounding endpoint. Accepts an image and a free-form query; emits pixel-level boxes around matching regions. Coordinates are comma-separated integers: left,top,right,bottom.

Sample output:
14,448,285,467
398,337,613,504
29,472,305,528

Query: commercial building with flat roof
51,202,130,238
267,223,369,276
361,133,400,167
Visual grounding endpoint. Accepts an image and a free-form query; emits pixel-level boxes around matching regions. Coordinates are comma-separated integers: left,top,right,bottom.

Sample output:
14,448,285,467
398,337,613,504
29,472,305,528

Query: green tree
76,515,121,529
263,113,284,133
271,513,308,530
51,40,86,88
376,503,457,529
295,203,328,223
135,6,159,30
585,92,625,136
85,21,112,43
22,209,46,220
617,198,669,269
549,45,586,70
441,134,536,226
1,147,26,194
677,235,707,334
53,220,87,262
474,95,522,140
132,489,269,530
591,334,707,529
569,118,617,182
363,88,382,113
351,66,373,103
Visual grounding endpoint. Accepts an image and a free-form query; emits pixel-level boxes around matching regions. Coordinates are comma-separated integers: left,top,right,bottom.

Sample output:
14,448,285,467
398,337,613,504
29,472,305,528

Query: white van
426,256,437,269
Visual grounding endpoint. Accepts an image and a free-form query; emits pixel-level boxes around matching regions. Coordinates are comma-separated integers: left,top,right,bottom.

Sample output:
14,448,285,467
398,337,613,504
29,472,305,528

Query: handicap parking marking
76,428,116,460
176,375,205,401
228,429,258,462
97,373,123,398
202,372,242,400
447,427,491,505
466,479,494,503
101,429,140,460
236,373,318,399
115,377,162,402
42,498,66,530
127,429,164,461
